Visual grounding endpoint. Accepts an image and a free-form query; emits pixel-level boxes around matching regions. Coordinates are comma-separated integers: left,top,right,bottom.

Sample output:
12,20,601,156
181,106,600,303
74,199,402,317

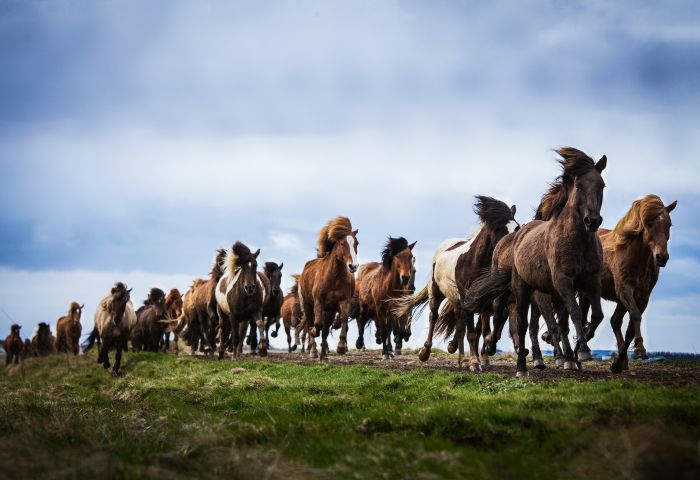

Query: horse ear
409,241,417,251
254,249,260,259
666,200,677,213
352,229,358,236
127,288,132,294
180,293,185,298
510,204,517,216
595,155,607,173
80,304,85,309
279,262,283,270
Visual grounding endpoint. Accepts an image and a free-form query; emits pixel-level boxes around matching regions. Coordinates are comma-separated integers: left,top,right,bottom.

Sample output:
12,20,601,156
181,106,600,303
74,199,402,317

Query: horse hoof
610,362,623,374
480,357,490,368
259,349,267,357
533,358,546,370
632,350,648,360
394,349,402,356
515,370,528,378
310,351,318,359
563,361,578,371
382,353,390,360
469,364,481,373
554,357,564,369
418,347,431,362
336,346,347,355
577,350,593,362
111,370,121,377
355,340,364,350
291,345,297,352
271,331,278,338
447,341,457,354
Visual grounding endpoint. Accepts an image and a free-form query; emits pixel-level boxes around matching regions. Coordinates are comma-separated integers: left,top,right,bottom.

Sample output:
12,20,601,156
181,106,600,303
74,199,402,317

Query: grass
1,352,699,479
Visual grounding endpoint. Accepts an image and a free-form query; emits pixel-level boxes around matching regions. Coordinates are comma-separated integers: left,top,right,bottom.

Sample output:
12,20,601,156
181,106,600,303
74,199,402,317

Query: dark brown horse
132,288,168,352
394,196,518,370
281,275,304,352
215,242,269,359
94,282,137,376
246,261,284,352
32,322,56,357
581,194,677,372
161,288,183,351
356,237,416,359
3,324,23,365
298,217,358,362
464,148,607,376
55,301,83,355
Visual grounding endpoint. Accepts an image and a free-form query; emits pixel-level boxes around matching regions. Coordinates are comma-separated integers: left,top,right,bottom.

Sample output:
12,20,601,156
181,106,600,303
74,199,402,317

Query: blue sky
1,0,699,352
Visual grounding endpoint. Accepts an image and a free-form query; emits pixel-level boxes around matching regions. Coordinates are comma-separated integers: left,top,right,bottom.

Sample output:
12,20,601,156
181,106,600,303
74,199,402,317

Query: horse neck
616,231,657,276
560,192,593,243
381,260,403,294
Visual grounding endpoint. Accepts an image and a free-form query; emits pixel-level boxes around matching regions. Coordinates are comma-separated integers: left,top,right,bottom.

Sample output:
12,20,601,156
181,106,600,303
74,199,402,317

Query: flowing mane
289,274,300,296
316,216,354,257
473,195,513,230
165,288,181,304
535,147,598,220
101,282,129,311
381,237,409,270
610,194,667,248
223,241,255,275
210,248,227,280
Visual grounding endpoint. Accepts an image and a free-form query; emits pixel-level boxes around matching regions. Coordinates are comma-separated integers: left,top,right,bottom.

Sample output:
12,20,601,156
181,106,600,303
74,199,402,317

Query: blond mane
610,194,667,248
317,216,353,257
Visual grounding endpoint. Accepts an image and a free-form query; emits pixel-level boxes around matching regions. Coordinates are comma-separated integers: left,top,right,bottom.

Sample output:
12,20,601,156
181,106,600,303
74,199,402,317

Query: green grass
1,353,699,479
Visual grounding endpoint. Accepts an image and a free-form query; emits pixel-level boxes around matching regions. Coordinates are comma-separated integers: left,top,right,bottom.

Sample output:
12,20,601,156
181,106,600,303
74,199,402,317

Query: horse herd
2,147,676,378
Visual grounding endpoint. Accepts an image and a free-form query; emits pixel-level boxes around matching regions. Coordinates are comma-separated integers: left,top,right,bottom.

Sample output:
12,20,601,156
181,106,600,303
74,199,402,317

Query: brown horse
32,322,56,357
3,324,23,365
356,237,416,359
298,217,358,362
281,275,304,352
55,301,83,355
580,194,677,372
94,282,137,376
215,242,269,359
394,196,518,370
246,261,284,353
162,288,183,351
464,147,607,376
132,288,168,352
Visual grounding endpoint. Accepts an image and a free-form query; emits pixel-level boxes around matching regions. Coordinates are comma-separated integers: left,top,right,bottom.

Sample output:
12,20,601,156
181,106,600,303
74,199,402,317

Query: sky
1,0,699,353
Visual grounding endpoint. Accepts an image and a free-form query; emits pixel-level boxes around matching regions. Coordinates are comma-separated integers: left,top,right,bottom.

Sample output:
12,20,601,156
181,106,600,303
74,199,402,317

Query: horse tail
390,284,429,326
461,268,512,313
434,301,458,339
82,326,100,352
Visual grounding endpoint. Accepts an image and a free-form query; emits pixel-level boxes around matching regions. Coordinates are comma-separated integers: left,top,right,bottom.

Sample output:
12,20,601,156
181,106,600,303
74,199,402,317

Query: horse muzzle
655,252,669,267
348,263,358,273
400,275,410,286
244,285,257,296
584,215,602,232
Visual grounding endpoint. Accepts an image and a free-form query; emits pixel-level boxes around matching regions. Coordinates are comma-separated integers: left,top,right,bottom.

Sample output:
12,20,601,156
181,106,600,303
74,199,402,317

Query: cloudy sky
1,0,699,353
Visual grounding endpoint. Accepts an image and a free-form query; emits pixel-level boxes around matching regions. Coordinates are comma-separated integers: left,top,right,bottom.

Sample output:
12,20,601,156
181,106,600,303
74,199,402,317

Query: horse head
334,230,359,273
264,262,284,296
382,237,416,287
110,282,132,324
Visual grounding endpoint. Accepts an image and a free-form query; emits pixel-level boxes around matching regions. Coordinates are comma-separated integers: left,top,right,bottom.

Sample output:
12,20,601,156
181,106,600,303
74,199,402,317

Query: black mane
210,248,227,280
539,147,598,220
473,196,513,230
264,262,280,276
381,236,409,269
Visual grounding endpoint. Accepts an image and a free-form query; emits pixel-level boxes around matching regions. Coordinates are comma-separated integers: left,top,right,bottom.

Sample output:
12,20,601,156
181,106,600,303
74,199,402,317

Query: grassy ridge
1,352,699,479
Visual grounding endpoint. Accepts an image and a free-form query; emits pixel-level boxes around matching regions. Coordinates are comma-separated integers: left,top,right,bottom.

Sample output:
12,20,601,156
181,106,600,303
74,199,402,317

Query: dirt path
196,348,700,387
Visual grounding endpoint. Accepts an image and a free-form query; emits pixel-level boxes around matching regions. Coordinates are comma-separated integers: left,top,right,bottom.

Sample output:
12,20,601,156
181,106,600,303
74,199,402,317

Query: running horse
463,147,607,377
356,237,416,359
298,217,358,362
55,301,83,355
394,196,519,370
94,282,137,376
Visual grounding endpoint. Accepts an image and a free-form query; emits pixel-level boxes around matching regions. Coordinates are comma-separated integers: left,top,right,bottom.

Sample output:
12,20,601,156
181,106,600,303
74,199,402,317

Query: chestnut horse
581,194,677,372
464,148,607,376
298,217,358,362
215,242,269,359
162,288,183,351
32,322,56,357
94,282,137,376
3,324,23,365
281,275,304,352
394,196,518,370
356,237,416,359
55,301,83,355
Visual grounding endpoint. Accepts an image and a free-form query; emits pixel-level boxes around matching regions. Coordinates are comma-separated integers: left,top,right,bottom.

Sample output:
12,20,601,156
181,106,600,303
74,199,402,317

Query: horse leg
507,300,518,353
385,318,394,359
99,340,111,370
419,282,442,362
529,300,545,369
256,314,267,356
554,276,591,363
478,312,492,368
537,294,564,368
319,311,330,363
112,339,123,377
633,297,650,360
284,320,293,353
512,271,533,377
612,289,641,373
485,294,507,356
465,311,480,372
337,312,349,355
272,315,281,338
608,303,628,372
356,303,368,350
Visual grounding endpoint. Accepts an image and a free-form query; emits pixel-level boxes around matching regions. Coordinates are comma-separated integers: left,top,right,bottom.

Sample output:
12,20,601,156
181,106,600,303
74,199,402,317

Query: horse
246,262,284,353
55,302,83,355
132,288,168,352
298,216,358,362
171,249,227,355
162,288,183,352
281,275,304,353
356,237,416,359
32,322,56,357
579,195,677,372
215,242,269,359
21,339,32,360
463,147,607,377
393,196,518,370
94,282,137,376
3,324,23,365
392,263,416,355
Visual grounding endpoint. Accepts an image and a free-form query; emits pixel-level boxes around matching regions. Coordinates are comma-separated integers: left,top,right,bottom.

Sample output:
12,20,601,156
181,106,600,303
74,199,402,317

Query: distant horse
55,302,83,355
394,196,518,370
215,242,268,359
172,249,227,355
132,288,168,352
298,217,358,362
356,237,416,359
162,288,183,352
246,262,284,353
94,282,137,376
3,324,23,365
32,322,56,357
581,195,677,372
281,275,304,352
21,339,32,360
464,148,607,376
